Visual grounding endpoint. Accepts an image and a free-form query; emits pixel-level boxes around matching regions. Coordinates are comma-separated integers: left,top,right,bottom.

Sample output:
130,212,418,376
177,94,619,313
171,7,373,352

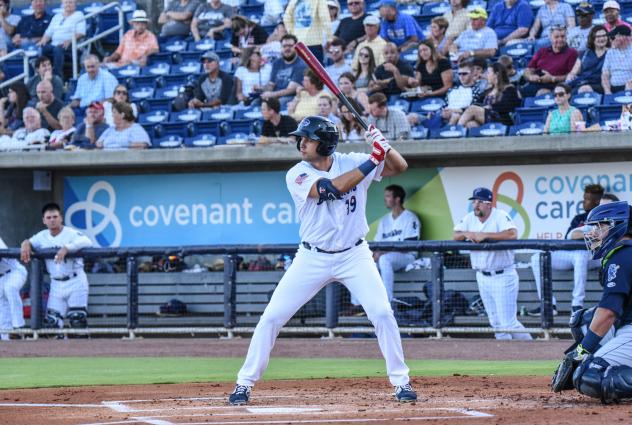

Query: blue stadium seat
429,125,467,139
155,122,193,138
239,4,265,15
221,132,253,145
185,134,217,148
592,105,623,123
468,122,508,137
152,135,184,149
421,2,450,17
120,0,137,12
162,39,188,53
158,74,190,88
500,41,534,59
128,75,158,89
603,91,632,105
129,87,155,101
509,121,545,136
214,49,234,60
173,51,203,63
220,59,234,73
170,109,202,123
139,110,169,125
139,98,172,113
204,107,234,121
143,62,171,77
191,39,216,52
524,93,555,108
147,52,173,67
571,92,602,109
2,57,25,80
141,123,155,138
389,97,411,113
224,119,256,135
514,107,548,124
174,61,201,75
234,106,263,120
410,97,445,113
156,85,183,99
410,126,428,140
112,64,140,79
194,121,221,137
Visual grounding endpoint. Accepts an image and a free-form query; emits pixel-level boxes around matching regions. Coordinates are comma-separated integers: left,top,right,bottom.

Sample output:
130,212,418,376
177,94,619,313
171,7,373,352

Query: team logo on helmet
299,118,310,129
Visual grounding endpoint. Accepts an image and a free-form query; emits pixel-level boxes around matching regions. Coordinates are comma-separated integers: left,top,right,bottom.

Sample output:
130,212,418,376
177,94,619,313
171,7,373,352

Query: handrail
72,2,125,79
0,49,30,89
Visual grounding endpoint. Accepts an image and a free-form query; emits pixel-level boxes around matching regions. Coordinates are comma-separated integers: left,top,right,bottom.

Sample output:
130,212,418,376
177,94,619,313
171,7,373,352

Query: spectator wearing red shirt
522,26,578,97
602,1,632,33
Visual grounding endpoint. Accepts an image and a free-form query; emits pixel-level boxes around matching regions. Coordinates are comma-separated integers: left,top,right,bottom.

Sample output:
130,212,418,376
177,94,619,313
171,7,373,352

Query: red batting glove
369,140,386,165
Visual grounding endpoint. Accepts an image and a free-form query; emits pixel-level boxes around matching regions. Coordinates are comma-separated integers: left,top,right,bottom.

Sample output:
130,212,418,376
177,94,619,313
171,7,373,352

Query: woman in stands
337,97,365,143
528,0,575,49
338,72,369,113
410,40,453,99
230,15,268,56
287,69,332,121
48,107,76,149
428,16,449,54
565,25,609,94
234,48,272,106
354,46,376,91
544,83,584,134
96,102,150,150
103,84,139,126
328,0,341,35
458,62,522,128
0,82,29,136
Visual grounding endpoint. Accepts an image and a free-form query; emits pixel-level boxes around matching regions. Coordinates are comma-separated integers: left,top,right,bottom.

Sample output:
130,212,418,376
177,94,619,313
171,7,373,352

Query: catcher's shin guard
569,307,595,343
44,309,63,328
573,356,610,401
67,307,88,328
601,365,632,404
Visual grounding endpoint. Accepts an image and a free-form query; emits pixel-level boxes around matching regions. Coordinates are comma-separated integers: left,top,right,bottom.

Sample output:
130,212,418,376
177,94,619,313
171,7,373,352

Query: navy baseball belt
0,269,11,278
479,269,506,276
302,239,363,254
51,273,78,281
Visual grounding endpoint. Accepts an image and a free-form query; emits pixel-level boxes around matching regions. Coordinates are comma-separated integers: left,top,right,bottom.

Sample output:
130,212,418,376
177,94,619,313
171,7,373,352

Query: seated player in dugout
551,201,632,404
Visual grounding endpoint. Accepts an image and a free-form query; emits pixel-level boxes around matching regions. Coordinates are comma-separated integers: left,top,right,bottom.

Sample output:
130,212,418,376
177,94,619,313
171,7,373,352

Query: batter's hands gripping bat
294,41,369,132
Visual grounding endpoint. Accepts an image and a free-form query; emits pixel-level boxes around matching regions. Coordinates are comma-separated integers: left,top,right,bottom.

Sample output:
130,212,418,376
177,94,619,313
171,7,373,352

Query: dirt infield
2,338,631,425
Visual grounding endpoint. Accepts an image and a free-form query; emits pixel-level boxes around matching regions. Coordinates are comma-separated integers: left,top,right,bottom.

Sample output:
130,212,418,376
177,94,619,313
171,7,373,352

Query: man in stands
325,38,352,86
352,14,387,69
26,55,64,101
335,0,367,53
440,60,485,125
368,92,410,140
0,0,20,55
191,0,234,41
567,2,595,52
12,0,51,49
30,80,63,131
450,7,498,61
487,0,533,46
70,55,119,110
260,34,306,108
188,51,234,108
378,0,424,52
70,101,107,148
103,10,158,68
369,42,415,96
158,0,199,41
259,97,297,143
602,25,632,94
602,0,632,32
13,107,50,146
522,26,578,97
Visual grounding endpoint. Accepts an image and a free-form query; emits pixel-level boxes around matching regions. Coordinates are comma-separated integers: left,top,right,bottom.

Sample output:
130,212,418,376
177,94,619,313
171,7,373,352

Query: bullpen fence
0,240,589,340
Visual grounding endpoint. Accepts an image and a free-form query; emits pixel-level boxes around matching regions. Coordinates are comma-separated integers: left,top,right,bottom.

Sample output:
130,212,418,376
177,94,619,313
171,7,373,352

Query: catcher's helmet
583,201,631,259
290,116,339,156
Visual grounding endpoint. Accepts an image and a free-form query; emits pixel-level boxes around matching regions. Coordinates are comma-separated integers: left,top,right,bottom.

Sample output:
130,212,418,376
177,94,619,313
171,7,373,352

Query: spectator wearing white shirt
12,106,50,146
96,102,150,150
325,38,352,87
234,49,272,106
36,0,86,78
70,55,119,109
0,0,20,55
601,25,632,94
450,7,498,62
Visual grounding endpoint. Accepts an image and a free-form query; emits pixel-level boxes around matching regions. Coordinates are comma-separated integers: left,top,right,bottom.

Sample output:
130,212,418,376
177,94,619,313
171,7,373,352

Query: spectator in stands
544,83,583,133
566,25,609,93
602,0,632,33
487,0,533,46
427,16,449,54
284,0,333,63
191,0,233,41
103,84,139,126
338,72,369,113
48,106,75,149
30,80,63,131
261,34,307,107
13,106,49,146
328,0,341,34
70,55,119,109
458,62,521,128
12,0,51,49
498,54,523,84
103,10,158,69
567,2,595,52
338,97,365,143
410,40,453,99
259,97,297,142
230,15,268,56
158,0,200,41
96,102,150,150
260,22,286,61
522,26,578,97
370,42,415,96
37,0,85,78
354,46,377,90
318,95,341,124
189,51,234,108
367,92,410,140
70,101,107,148
352,15,386,70
325,38,352,86
0,82,29,135
0,0,19,54
444,0,470,50
528,0,575,50
261,0,284,26
450,7,498,61
26,56,64,101
288,69,332,121
467,56,490,93
378,0,424,53
601,25,632,94
441,61,485,125
335,0,367,52
234,49,272,106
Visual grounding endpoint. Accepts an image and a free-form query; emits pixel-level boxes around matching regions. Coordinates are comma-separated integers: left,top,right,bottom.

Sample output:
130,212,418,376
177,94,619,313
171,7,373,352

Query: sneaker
394,383,417,402
228,384,251,405
571,305,584,313
527,306,558,317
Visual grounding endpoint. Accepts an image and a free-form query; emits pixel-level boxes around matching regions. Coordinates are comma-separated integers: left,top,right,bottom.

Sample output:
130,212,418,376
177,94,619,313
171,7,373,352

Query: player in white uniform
228,116,417,405
453,187,532,340
20,203,92,333
0,236,28,341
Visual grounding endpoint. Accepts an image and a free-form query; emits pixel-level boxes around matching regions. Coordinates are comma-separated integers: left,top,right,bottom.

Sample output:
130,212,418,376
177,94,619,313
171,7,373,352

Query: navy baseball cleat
228,384,251,405
394,384,417,402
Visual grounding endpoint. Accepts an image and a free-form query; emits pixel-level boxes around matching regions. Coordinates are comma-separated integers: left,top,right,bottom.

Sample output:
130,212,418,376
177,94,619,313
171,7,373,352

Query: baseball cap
327,0,340,9
378,0,397,9
129,9,149,23
609,24,631,38
468,6,488,19
201,51,220,62
88,101,104,111
576,2,595,15
468,187,493,202
363,14,381,26
603,0,620,10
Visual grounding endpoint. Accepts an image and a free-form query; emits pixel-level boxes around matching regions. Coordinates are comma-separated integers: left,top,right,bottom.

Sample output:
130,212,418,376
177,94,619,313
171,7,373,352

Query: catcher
551,201,632,404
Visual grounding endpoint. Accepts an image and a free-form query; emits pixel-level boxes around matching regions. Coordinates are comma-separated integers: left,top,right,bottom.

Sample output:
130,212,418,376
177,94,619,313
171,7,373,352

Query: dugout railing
0,240,588,340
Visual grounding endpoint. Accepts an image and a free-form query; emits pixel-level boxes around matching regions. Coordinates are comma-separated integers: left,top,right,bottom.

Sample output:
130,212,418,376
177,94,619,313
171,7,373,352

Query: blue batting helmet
290,116,339,156
583,201,631,259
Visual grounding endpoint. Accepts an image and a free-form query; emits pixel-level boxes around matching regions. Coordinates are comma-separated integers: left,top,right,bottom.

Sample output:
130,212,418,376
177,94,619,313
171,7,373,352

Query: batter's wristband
358,159,377,176
581,329,602,354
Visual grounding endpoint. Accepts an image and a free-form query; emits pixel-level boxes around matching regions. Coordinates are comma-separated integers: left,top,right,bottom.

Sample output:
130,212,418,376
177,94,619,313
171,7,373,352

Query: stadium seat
214,49,234,60
221,132,254,146
156,85,183,99
429,125,467,139
191,39,215,52
571,92,602,108
112,64,141,79
224,119,256,135
162,39,188,53
128,75,157,89
184,133,217,148
513,106,548,124
591,105,623,123
421,2,450,17
2,57,25,80
509,121,545,136
410,97,445,113
129,87,155,101
173,51,203,64
524,93,555,108
388,96,411,113
140,123,155,138
204,107,234,121
468,122,508,137
147,52,173,67
154,122,193,138
234,106,263,120
603,91,632,105
500,41,534,59
410,126,429,140
152,135,184,149
139,98,172,113
139,110,169,124
143,63,171,77
157,74,190,88
239,4,265,16
171,109,202,123
174,61,201,75
193,121,221,137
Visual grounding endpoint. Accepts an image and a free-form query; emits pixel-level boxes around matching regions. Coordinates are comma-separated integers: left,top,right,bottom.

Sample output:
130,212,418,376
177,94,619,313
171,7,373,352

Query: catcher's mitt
551,344,588,392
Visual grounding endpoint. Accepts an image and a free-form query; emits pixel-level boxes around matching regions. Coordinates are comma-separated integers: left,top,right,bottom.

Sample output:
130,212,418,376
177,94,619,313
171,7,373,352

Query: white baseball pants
476,269,532,340
47,272,89,327
595,324,632,367
237,242,411,387
0,266,28,334
351,252,416,304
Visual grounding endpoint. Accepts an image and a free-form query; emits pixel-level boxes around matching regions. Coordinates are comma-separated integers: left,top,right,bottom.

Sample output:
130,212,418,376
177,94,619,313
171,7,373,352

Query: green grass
0,358,557,390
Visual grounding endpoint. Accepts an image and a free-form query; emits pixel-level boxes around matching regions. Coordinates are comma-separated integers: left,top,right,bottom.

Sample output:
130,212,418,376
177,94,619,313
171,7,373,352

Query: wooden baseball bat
294,41,369,131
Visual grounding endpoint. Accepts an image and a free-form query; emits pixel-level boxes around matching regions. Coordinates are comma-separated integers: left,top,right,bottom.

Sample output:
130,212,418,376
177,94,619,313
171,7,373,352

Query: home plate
247,407,323,414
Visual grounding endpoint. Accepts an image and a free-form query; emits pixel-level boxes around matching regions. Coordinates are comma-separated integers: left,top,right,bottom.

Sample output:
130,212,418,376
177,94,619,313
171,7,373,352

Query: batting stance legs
237,243,411,388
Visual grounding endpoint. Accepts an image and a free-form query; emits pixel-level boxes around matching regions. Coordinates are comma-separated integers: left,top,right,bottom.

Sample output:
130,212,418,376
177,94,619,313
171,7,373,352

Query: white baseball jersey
453,208,517,271
29,226,92,278
286,152,384,252
0,236,23,275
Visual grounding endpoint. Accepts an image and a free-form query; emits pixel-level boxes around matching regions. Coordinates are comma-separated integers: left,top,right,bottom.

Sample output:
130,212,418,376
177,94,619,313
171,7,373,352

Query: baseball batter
453,187,532,340
228,116,417,405
0,236,28,341
551,201,632,403
20,203,92,333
